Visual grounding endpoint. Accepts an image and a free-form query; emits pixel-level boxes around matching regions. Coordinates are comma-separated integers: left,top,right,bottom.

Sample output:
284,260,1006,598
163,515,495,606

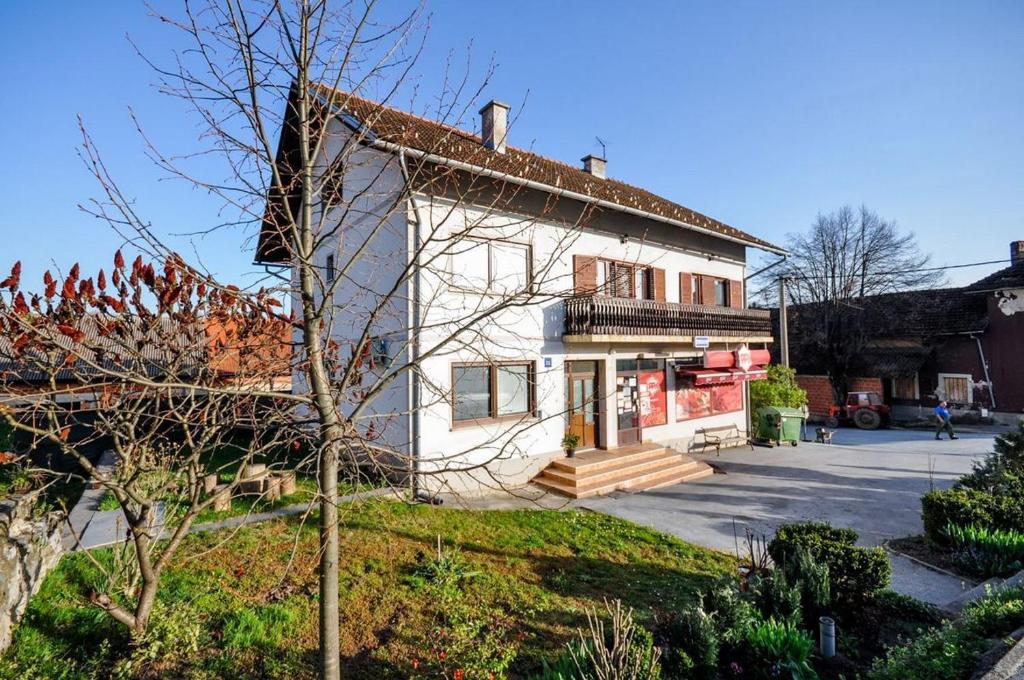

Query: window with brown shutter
701,276,717,307
653,268,666,302
729,279,743,308
679,272,692,305
573,255,597,295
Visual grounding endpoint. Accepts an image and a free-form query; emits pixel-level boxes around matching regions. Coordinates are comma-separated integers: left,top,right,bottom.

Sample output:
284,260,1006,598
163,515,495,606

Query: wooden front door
566,361,599,450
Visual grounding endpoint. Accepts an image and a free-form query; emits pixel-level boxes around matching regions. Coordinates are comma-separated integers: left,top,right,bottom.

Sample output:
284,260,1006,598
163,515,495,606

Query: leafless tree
16,1,594,676
761,204,940,401
0,254,295,637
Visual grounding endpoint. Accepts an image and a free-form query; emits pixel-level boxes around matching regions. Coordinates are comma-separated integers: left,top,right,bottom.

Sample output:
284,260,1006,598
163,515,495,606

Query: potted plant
562,432,581,458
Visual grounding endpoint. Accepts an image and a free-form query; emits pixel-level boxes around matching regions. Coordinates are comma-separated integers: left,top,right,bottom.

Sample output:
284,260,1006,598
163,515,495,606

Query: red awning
677,365,768,386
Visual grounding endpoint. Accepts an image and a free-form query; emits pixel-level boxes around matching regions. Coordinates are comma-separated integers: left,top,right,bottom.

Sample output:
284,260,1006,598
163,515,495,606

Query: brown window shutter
679,272,692,304
729,279,743,308
573,255,597,295
653,268,666,301
701,276,717,306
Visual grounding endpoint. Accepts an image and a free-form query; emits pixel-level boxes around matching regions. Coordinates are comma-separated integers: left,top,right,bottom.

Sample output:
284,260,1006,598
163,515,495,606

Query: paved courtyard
579,426,1006,604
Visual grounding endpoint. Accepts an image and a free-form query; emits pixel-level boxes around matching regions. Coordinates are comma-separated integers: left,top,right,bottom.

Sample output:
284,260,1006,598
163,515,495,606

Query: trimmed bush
922,489,996,544
768,522,890,611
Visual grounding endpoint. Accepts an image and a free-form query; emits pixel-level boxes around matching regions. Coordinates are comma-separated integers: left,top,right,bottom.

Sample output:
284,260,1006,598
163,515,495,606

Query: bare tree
0,254,294,637
23,1,591,676
764,204,939,401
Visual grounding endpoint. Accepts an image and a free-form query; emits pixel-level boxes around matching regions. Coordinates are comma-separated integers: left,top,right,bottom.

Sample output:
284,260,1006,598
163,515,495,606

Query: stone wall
0,493,65,653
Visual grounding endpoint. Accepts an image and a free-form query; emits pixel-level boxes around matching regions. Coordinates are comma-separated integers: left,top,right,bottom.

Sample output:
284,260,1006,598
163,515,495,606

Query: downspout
399,150,435,503
973,334,996,410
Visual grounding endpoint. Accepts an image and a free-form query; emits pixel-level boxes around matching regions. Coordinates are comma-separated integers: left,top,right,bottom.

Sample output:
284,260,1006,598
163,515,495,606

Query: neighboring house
255,89,785,492
784,240,1024,423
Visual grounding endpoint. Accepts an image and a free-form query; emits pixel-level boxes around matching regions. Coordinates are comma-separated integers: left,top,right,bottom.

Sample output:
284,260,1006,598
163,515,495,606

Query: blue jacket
935,405,951,421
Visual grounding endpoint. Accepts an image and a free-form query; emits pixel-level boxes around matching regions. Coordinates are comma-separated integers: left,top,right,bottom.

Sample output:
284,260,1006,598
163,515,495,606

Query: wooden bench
692,425,753,456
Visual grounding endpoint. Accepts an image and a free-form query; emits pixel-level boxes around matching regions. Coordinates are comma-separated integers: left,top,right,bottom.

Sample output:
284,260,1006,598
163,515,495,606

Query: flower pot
565,448,576,458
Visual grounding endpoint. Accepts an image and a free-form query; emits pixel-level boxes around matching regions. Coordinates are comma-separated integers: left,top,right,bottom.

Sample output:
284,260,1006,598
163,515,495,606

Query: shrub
871,589,942,626
869,585,1024,679
569,599,661,680
751,364,808,415
753,572,802,626
744,618,817,680
768,523,890,611
922,489,996,544
778,545,831,626
655,606,718,680
112,602,202,679
945,523,1024,577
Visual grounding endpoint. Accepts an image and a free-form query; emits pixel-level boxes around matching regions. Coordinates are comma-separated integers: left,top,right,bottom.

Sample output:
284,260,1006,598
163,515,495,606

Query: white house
256,89,786,496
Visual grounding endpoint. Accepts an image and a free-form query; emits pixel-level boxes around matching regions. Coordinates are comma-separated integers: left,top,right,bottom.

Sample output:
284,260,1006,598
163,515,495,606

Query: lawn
0,501,733,679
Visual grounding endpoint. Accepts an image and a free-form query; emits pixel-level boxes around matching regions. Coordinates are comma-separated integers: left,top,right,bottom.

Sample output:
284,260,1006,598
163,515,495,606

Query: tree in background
767,205,938,403
750,364,807,414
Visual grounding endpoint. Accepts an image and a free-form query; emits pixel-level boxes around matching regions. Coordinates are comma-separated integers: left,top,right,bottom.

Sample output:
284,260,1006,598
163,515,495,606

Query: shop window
676,381,743,420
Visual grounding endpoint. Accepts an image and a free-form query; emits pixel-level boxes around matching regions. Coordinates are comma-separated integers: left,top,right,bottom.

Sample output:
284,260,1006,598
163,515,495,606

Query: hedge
768,522,890,611
922,488,1024,545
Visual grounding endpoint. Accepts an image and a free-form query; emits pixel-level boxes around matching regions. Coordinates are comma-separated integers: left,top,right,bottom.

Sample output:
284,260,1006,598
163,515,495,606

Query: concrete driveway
579,426,1003,604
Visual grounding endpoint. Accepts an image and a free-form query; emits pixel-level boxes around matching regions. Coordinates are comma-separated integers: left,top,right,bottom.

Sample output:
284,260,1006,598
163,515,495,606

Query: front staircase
532,443,714,499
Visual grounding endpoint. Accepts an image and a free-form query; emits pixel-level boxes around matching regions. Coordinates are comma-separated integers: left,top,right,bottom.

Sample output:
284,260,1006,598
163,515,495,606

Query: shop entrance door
615,359,641,446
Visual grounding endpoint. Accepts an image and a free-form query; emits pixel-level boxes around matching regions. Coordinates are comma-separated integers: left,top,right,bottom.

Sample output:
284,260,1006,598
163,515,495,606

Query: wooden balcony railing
564,296,773,338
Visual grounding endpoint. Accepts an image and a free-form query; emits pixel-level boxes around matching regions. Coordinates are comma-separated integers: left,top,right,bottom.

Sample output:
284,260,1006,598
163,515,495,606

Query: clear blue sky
1,1,1021,291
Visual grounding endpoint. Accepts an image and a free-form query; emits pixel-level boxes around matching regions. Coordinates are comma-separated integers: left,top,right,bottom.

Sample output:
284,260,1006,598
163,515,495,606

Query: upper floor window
714,279,730,306
597,259,654,300
450,238,531,294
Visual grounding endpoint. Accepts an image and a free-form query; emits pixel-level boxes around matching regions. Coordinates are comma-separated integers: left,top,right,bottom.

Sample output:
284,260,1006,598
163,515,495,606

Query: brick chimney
1012,240,1024,265
479,100,509,153
581,154,607,179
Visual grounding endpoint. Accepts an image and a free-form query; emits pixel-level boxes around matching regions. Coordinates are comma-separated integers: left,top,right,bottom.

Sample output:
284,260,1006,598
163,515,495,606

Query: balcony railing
564,296,772,338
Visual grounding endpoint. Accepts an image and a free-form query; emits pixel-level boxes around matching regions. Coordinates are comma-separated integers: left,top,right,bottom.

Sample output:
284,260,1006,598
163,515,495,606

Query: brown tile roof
255,89,784,262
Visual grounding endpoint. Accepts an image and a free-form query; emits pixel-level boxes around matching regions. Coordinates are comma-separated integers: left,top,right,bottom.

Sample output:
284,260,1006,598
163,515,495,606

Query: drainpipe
973,334,996,409
399,150,425,500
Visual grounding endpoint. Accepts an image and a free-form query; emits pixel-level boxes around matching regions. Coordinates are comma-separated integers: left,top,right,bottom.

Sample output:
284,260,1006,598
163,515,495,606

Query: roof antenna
595,136,607,159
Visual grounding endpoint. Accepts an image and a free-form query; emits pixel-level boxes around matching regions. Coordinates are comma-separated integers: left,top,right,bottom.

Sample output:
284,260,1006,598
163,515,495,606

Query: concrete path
575,427,996,605
62,449,117,550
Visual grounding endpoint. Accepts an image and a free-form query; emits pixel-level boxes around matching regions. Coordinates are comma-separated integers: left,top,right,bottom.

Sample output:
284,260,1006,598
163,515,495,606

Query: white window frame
937,372,973,405
449,237,532,294
890,374,920,400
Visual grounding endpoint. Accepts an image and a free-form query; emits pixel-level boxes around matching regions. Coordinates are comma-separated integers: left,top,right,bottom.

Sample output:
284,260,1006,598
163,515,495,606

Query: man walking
934,400,958,440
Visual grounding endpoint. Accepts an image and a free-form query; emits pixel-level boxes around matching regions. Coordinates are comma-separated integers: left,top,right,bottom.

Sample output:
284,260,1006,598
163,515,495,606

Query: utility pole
778,275,790,367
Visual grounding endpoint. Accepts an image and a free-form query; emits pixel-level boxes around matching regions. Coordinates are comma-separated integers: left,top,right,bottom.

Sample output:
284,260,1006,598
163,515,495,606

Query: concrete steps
532,443,714,499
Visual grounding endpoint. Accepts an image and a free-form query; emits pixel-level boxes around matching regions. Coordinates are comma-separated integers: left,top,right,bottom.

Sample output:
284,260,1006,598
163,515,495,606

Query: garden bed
0,502,733,679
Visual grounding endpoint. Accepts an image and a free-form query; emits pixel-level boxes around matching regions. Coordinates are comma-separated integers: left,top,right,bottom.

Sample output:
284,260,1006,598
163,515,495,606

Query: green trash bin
755,406,807,446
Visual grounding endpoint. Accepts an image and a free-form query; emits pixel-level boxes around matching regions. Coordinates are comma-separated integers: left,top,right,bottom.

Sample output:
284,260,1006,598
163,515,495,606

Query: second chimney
582,154,606,179
1012,240,1024,265
479,100,510,153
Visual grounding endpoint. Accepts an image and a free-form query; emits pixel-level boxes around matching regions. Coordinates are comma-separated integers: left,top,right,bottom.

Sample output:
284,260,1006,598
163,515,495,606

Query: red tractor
824,391,891,430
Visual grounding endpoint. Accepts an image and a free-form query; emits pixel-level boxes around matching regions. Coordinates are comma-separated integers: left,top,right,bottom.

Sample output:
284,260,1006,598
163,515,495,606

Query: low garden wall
0,493,65,653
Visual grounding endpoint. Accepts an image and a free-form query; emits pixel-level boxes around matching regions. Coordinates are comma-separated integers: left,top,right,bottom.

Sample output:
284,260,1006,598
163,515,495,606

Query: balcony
563,296,773,344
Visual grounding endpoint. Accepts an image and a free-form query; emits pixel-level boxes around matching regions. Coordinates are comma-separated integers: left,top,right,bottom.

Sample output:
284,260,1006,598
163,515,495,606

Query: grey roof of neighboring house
964,260,1024,293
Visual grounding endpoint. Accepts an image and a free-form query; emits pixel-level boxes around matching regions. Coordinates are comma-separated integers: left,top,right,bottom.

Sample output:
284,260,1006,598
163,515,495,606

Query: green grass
0,501,733,679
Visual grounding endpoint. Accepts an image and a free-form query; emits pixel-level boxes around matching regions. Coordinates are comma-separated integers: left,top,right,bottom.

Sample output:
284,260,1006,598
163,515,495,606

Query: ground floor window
892,375,918,400
676,381,743,420
452,361,534,424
